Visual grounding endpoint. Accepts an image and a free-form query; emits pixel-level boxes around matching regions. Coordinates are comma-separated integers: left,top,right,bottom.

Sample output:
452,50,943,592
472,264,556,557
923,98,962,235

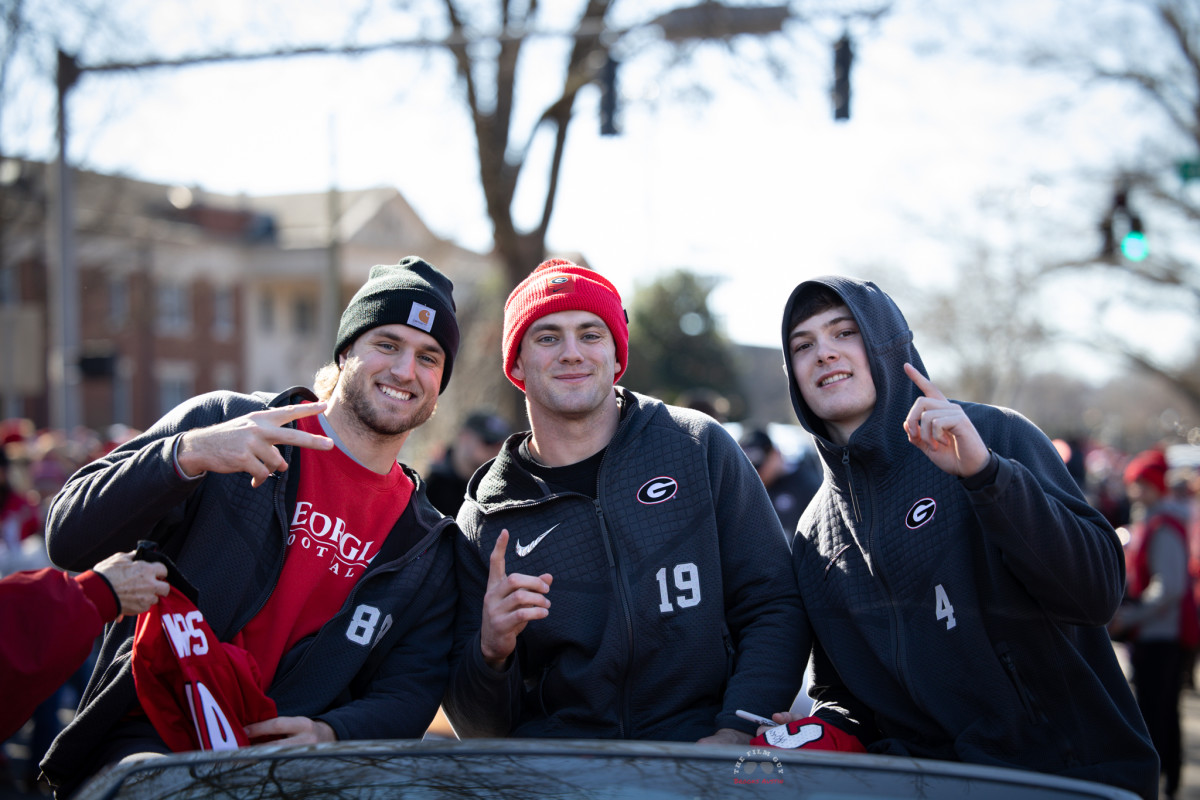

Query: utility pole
323,114,343,355
50,49,82,432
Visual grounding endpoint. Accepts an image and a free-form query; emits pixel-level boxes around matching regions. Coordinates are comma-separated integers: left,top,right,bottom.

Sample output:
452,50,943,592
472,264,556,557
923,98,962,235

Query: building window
213,286,234,340
213,362,238,391
108,275,129,330
156,362,194,417
156,283,191,335
112,357,132,426
259,294,274,334
293,295,316,336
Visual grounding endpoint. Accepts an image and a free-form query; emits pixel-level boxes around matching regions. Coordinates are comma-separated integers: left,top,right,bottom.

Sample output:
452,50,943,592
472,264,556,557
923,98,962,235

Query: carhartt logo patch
905,498,936,529
408,302,435,332
637,477,678,505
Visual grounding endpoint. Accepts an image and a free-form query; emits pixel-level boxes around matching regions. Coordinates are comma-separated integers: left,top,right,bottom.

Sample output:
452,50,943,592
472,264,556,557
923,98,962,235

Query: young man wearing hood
770,276,1158,799
444,259,806,743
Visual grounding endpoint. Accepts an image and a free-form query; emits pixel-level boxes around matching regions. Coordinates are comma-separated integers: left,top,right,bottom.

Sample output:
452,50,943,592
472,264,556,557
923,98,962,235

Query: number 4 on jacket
935,584,956,630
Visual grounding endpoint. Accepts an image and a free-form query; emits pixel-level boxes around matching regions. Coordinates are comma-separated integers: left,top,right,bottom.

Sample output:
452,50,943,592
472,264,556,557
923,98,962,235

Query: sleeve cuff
961,451,1000,491
472,632,518,680
76,569,121,621
718,712,759,736
172,434,206,481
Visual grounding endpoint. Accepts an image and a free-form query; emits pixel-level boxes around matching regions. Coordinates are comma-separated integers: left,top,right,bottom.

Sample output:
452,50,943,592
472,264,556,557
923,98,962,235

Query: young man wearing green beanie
40,257,461,796
445,259,807,744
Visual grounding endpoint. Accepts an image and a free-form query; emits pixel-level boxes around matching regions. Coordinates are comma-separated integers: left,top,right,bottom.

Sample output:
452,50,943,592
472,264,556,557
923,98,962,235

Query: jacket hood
780,276,928,459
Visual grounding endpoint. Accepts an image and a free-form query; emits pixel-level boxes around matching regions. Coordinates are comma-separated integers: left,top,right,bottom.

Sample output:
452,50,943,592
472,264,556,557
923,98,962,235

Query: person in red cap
1111,448,1195,800
445,258,806,744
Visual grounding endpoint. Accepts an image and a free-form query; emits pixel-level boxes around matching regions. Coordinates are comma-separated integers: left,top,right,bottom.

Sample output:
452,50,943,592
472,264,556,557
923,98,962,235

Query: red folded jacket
132,586,277,751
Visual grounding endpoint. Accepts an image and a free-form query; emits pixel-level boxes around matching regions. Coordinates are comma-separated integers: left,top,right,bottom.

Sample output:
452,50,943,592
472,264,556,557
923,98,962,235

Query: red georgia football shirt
234,409,413,689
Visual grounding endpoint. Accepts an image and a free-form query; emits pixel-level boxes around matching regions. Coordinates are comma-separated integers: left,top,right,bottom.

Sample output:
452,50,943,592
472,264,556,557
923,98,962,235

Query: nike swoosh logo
515,523,560,557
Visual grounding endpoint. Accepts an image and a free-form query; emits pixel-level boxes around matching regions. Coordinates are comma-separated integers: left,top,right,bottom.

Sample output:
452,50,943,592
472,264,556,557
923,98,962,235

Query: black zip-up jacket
40,388,456,794
781,277,1158,800
445,388,807,740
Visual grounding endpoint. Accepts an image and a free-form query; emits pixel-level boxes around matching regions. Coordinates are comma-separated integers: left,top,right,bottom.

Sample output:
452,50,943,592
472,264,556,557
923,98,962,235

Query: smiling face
788,305,877,446
511,309,620,422
332,323,444,439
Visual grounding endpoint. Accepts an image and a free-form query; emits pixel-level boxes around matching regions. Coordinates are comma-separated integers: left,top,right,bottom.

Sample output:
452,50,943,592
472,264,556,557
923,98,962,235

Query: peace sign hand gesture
176,402,335,488
902,363,990,478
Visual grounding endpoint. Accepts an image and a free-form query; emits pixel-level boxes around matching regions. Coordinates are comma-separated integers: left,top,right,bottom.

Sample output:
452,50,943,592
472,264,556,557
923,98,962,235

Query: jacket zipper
997,644,1040,724
595,499,634,739
846,445,909,695
596,399,636,739
233,442,292,633
841,448,862,523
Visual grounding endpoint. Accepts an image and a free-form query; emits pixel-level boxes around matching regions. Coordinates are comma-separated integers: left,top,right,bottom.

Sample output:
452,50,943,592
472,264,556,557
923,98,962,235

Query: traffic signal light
832,34,853,121
1100,186,1149,262
1121,227,1148,262
599,55,619,136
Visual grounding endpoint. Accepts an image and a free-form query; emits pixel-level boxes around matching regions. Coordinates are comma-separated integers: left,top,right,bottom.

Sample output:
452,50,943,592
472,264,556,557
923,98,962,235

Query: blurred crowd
0,420,142,576
0,410,1197,796
0,419,144,795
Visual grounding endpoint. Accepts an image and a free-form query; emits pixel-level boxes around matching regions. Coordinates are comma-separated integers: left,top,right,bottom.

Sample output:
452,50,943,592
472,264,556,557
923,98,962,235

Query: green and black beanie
334,256,460,392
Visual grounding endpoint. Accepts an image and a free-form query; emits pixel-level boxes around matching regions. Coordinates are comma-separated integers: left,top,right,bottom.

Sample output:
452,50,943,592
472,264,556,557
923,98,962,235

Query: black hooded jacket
445,388,806,741
40,388,456,795
781,276,1157,799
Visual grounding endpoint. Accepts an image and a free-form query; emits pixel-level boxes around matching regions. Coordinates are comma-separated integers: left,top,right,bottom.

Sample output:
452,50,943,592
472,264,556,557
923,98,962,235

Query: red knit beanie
1123,448,1168,495
503,259,629,391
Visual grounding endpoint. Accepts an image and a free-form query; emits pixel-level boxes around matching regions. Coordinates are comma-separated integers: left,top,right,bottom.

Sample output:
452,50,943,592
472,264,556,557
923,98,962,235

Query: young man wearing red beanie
445,258,807,744
40,257,462,796
1111,448,1195,800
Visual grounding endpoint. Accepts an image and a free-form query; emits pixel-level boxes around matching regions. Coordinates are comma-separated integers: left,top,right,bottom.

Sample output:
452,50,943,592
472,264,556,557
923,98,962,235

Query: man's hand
902,363,989,478
243,716,336,746
480,530,552,671
756,711,800,737
698,728,752,746
92,550,169,620
177,402,334,487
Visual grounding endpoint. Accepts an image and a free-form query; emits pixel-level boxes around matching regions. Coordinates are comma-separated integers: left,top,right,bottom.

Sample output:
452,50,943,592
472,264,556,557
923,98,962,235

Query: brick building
0,159,510,466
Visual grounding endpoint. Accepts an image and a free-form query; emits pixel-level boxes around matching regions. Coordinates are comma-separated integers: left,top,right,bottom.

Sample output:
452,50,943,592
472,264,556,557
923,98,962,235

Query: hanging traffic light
1100,186,1149,262
832,34,853,121
1121,227,1149,262
599,55,619,136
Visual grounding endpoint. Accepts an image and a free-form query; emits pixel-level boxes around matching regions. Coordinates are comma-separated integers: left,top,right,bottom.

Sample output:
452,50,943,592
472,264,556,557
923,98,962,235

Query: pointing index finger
904,363,946,401
489,529,510,585
263,401,328,423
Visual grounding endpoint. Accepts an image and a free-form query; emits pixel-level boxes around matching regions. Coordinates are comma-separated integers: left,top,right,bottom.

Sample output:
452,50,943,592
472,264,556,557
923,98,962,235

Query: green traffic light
1121,231,1149,262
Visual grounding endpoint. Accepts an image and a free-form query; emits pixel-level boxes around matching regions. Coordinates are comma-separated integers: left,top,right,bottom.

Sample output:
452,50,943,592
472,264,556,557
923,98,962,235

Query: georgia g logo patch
637,477,678,505
546,274,575,294
905,498,937,530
